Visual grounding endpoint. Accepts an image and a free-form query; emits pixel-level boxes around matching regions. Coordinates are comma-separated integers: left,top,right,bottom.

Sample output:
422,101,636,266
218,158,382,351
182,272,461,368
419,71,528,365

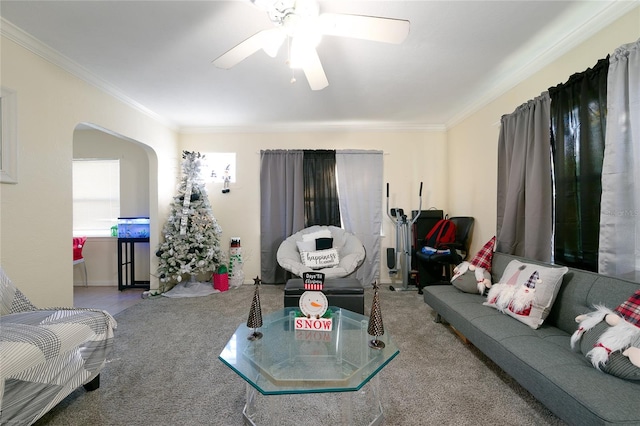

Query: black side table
117,237,150,291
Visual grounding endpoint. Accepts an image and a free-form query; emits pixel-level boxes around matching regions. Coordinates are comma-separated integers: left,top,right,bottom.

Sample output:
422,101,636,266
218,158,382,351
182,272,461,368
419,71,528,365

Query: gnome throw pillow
571,291,640,381
484,260,568,329
451,236,495,295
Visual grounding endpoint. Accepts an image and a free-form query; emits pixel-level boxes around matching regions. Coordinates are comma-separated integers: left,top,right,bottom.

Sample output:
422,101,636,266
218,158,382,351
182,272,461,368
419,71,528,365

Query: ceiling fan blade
213,29,283,69
301,48,328,91
318,13,410,44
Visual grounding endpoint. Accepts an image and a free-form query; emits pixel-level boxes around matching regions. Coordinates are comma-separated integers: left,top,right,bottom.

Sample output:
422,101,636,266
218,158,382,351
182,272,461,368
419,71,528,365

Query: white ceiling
1,1,637,132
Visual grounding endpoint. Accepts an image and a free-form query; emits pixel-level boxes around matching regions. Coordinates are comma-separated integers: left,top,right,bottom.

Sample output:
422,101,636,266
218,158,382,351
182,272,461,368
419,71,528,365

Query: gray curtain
260,150,304,284
336,150,383,287
599,38,640,280
496,92,553,261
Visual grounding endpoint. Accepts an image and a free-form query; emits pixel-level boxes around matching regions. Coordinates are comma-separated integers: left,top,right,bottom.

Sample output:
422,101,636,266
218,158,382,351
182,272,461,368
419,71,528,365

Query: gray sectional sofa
423,252,640,426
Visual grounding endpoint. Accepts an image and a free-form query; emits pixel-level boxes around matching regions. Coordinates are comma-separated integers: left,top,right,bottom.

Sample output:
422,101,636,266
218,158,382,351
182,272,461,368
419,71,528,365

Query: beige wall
180,7,639,283
0,36,179,306
74,237,117,286
1,7,637,303
448,7,640,257
180,130,448,285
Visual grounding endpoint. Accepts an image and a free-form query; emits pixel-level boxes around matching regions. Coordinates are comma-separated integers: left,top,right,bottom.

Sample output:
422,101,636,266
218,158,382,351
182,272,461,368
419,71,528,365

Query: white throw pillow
296,240,316,253
302,229,332,242
484,259,568,329
300,248,340,269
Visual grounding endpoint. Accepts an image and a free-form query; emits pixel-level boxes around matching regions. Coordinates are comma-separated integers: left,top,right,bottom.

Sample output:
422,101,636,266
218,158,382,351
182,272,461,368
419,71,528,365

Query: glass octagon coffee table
219,307,399,425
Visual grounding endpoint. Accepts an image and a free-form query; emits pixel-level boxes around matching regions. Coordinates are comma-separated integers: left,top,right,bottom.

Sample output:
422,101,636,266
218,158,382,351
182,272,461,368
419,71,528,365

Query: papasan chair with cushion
277,225,366,279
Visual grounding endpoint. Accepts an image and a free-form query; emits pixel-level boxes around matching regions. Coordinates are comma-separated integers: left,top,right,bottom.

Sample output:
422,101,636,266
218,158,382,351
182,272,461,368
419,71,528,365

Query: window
73,159,120,236
201,152,236,183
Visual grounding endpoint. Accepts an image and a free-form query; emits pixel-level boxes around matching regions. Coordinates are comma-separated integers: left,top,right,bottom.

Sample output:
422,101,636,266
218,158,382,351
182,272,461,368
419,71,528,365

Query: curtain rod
257,150,388,154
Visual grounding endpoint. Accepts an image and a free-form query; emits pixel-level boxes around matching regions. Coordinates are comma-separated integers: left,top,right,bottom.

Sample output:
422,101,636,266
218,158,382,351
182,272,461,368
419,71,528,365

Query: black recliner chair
414,216,474,292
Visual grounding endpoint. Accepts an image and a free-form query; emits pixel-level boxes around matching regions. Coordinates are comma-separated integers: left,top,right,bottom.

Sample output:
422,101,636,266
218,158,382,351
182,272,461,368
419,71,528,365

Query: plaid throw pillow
615,289,640,328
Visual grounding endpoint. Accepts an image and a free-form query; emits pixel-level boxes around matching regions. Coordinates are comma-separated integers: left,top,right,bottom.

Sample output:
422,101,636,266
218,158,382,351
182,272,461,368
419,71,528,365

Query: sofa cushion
485,259,568,329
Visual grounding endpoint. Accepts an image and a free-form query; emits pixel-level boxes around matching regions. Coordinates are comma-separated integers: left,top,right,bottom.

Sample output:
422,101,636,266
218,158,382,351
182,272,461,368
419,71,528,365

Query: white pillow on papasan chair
276,225,366,279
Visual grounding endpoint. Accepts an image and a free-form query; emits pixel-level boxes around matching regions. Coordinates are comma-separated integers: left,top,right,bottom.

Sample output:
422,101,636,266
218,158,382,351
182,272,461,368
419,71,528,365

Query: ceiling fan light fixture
261,30,286,58
215,0,408,91
291,24,322,47
250,0,277,11
288,36,319,69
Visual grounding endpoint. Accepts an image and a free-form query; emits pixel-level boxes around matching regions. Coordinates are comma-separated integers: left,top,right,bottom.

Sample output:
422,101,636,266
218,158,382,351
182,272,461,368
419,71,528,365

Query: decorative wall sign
294,314,333,331
296,271,332,330
295,293,333,331
303,271,324,290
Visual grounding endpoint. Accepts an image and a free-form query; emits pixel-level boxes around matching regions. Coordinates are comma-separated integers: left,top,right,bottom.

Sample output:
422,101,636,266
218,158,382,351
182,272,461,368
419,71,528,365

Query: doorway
72,124,150,295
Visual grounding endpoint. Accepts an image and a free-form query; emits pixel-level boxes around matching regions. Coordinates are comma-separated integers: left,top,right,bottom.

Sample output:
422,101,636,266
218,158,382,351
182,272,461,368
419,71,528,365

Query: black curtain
549,57,608,271
303,150,341,227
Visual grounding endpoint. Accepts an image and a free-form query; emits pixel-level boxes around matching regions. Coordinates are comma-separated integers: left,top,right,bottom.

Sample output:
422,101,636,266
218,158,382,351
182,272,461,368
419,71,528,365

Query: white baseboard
74,281,117,287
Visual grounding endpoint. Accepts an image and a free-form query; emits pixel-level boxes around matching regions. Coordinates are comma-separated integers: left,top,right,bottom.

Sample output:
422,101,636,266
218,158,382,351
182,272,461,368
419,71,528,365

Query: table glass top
219,307,399,395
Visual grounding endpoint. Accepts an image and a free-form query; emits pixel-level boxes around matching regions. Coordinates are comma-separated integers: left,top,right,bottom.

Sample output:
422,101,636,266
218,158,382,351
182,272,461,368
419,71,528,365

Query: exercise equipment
386,182,422,291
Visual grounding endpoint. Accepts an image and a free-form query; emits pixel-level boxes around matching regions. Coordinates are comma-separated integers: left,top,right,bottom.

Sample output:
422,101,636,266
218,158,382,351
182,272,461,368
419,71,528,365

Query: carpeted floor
35,283,565,425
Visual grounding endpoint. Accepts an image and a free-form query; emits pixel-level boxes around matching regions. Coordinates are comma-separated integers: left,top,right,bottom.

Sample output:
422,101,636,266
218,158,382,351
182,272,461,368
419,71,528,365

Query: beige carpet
35,283,565,425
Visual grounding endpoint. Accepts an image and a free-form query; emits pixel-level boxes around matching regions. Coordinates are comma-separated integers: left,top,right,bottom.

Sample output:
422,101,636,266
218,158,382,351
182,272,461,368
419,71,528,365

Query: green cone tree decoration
247,276,263,340
156,151,224,284
368,281,385,349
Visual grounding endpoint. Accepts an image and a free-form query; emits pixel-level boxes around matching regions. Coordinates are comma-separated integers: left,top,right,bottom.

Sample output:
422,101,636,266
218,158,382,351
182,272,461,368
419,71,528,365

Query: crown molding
0,17,176,130
445,1,640,129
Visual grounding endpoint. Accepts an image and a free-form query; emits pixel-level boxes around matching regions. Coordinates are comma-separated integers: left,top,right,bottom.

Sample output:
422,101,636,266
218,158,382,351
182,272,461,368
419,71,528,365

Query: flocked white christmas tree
156,151,224,284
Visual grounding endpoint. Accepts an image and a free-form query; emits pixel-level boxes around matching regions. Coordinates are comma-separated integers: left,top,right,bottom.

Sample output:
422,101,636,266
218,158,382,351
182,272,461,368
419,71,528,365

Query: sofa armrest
1,267,38,315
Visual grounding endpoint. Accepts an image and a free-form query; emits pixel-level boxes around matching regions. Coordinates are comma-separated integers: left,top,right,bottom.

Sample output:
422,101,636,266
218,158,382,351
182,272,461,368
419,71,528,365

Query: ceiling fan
212,0,410,90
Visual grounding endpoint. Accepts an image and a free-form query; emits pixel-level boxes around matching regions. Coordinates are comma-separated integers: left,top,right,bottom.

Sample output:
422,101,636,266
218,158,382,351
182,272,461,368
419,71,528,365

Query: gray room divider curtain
260,150,304,284
599,38,640,280
496,92,553,261
336,150,383,287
